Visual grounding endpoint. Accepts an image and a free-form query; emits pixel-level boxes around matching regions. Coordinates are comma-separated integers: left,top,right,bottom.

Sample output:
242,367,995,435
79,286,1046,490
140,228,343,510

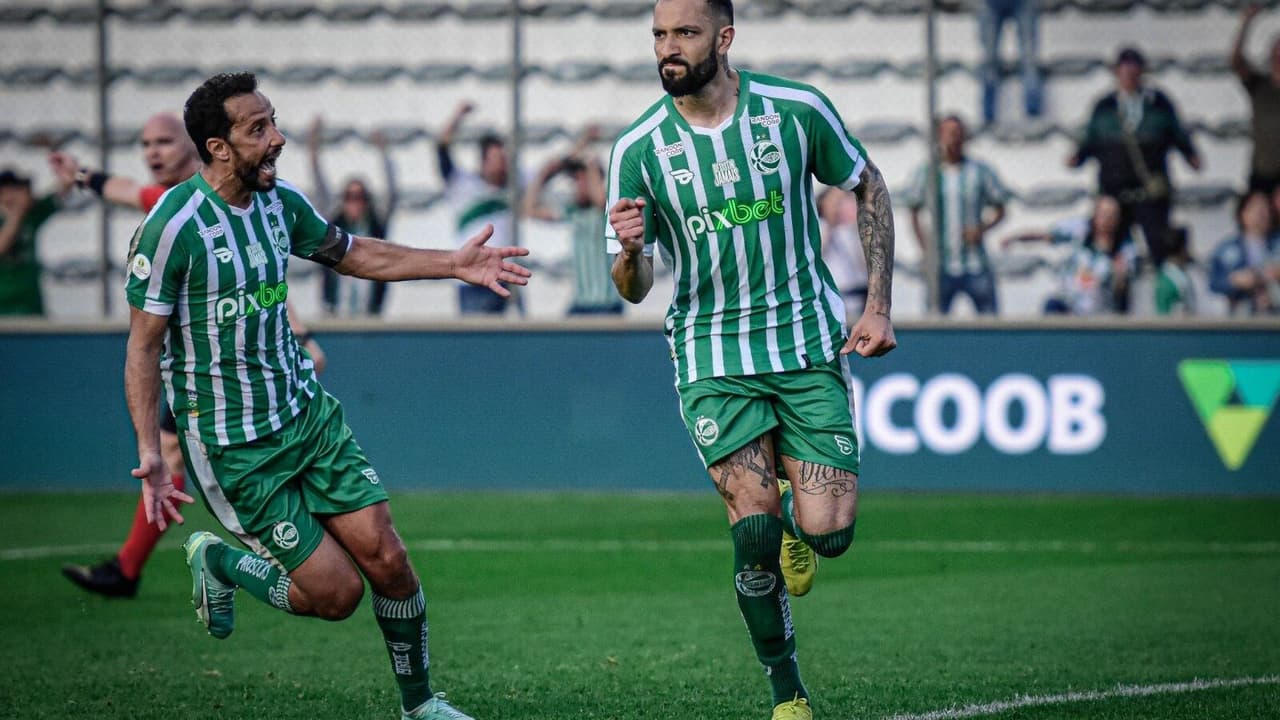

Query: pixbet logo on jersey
215,281,289,324
684,189,784,241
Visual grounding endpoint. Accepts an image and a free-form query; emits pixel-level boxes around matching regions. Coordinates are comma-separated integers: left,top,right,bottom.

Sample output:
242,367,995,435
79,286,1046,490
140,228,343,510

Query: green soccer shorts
675,357,861,475
179,390,389,570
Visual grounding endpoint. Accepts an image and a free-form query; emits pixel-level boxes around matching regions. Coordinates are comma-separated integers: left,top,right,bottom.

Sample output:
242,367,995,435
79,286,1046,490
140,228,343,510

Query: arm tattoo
853,159,895,311
712,439,775,502
794,462,857,498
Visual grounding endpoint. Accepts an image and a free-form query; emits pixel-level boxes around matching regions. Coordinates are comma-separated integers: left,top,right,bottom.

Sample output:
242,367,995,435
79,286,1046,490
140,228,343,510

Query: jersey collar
664,68,750,137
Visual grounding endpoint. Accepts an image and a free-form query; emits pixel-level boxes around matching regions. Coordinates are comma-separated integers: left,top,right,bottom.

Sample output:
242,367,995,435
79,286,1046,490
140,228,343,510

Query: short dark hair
184,72,259,164
1115,46,1145,69
0,169,31,190
705,0,733,26
478,132,505,162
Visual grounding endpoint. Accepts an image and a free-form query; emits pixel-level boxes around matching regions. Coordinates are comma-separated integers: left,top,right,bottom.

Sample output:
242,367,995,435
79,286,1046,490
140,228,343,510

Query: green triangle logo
1178,359,1280,470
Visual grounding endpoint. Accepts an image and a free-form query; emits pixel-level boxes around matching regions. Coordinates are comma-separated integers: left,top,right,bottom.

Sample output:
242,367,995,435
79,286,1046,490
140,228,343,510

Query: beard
659,50,719,97
231,146,279,193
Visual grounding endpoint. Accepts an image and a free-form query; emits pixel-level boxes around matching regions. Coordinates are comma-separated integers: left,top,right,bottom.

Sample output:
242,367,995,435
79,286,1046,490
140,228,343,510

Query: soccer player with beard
128,72,528,720
605,1,897,717
52,114,327,599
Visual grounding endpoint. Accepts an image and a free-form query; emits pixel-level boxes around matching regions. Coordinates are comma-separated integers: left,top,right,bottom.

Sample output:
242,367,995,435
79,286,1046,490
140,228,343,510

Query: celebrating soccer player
53,113,326,599
605,1,897,718
125,72,529,720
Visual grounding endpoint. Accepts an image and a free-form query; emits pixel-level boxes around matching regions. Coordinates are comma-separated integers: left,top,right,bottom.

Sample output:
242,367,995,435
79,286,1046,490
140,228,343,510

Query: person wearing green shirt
0,169,63,316
606,1,897,718
128,72,529,720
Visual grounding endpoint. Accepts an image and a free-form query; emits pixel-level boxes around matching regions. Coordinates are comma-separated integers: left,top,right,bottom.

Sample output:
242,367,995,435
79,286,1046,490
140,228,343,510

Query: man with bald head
50,112,199,213
51,111,326,599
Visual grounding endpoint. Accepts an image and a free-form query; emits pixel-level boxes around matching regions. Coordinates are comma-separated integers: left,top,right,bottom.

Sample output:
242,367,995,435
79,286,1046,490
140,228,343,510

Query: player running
127,72,528,720
52,113,326,598
606,1,897,718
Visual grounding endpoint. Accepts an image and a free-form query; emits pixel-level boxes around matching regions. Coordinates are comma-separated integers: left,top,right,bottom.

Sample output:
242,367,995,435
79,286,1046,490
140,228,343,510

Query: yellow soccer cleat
777,478,817,597
772,695,812,720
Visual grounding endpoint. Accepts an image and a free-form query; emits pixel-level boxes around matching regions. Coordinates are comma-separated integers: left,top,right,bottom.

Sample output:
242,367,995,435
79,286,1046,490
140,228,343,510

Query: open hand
452,224,532,297
134,451,194,531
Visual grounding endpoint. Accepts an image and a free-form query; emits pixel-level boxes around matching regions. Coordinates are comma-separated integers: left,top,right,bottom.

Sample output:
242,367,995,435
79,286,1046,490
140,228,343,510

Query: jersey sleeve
604,137,656,256
278,181,352,268
139,185,167,213
125,213,189,317
979,163,1011,206
805,88,868,192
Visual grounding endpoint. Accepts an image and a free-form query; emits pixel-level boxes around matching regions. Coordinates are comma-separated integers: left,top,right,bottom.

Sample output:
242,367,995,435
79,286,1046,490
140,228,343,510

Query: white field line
884,675,1280,720
5,538,1280,561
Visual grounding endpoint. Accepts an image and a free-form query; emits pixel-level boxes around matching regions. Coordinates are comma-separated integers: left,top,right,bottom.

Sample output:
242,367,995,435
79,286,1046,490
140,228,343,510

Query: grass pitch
1,491,1278,720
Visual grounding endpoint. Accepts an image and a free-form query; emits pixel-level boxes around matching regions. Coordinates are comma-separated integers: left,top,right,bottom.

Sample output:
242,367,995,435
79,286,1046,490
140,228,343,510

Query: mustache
660,58,690,70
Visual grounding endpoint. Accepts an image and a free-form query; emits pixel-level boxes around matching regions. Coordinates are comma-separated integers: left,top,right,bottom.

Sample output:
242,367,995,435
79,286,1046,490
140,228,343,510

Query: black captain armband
307,222,353,268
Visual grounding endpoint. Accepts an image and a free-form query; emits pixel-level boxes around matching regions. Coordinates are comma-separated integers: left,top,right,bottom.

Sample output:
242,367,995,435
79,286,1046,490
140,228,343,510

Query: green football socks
731,514,808,705
373,586,432,713
206,542,294,612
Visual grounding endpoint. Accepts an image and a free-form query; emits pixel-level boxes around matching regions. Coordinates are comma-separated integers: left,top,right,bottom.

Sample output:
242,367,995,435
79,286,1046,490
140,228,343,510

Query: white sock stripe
372,587,425,620
268,574,293,613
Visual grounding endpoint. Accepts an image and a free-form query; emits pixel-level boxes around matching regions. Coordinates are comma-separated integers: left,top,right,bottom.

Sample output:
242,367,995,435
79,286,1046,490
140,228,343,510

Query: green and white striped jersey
605,70,868,385
125,173,349,446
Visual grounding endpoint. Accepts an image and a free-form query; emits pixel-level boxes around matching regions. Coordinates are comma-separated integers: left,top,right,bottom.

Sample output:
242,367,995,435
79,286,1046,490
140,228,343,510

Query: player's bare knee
314,577,365,621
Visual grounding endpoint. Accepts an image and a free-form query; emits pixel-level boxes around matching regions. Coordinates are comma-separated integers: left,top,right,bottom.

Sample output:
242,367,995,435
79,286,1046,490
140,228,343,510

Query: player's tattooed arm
852,159,895,315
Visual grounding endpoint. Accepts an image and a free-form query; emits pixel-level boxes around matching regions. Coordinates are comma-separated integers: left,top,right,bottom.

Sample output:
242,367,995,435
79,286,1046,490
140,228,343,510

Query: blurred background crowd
2,0,1280,322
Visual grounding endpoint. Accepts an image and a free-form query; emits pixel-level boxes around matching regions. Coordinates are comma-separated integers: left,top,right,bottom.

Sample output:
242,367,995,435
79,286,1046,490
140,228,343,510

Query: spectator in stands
523,125,621,316
0,168,66,316
818,186,868,322
308,116,398,317
437,101,518,316
1232,4,1280,194
1155,226,1197,316
1209,190,1280,315
978,0,1043,126
1043,211,1137,317
1067,46,1201,269
903,114,1010,315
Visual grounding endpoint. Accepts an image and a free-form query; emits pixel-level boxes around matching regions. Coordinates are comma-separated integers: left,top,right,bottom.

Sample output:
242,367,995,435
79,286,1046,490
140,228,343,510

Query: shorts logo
272,521,299,550
130,254,152,280
361,468,381,485
694,416,720,446
834,434,855,456
735,569,777,597
749,140,782,176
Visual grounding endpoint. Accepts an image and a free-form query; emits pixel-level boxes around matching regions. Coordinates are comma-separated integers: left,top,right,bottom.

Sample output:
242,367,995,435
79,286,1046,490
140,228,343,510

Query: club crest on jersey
749,140,782,176
711,158,741,187
246,242,268,268
670,168,695,186
213,247,234,264
654,141,685,158
270,226,289,256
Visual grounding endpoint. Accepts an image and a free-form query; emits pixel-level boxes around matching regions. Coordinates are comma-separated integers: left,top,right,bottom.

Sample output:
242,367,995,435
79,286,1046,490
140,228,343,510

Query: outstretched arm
845,159,897,358
49,151,147,210
333,225,531,296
